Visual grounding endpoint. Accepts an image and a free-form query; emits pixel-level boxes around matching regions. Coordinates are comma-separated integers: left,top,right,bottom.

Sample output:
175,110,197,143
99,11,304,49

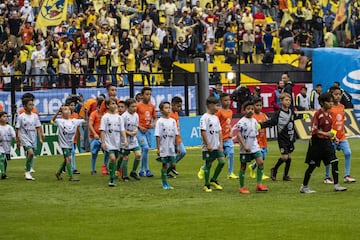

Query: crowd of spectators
0,0,359,89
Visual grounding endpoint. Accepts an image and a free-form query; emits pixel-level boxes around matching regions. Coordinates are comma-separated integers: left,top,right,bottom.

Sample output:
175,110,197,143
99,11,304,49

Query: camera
65,94,82,105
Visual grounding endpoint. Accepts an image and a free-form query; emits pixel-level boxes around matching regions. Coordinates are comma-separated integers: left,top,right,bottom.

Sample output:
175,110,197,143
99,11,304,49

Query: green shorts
23,146,34,152
107,150,120,158
62,148,72,158
120,146,141,156
202,150,225,162
240,151,263,163
156,156,176,164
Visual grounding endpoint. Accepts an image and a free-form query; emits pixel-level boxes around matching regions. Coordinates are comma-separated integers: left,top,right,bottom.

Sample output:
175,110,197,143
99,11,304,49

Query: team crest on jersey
280,148,285,154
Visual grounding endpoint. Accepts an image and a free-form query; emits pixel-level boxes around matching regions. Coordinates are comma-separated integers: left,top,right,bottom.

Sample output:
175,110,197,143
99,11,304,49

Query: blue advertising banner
312,48,360,120
0,86,197,121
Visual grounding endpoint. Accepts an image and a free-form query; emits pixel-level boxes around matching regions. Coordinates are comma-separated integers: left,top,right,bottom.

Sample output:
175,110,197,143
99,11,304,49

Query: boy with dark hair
169,96,186,176
52,105,86,181
155,101,179,189
15,98,44,180
323,86,355,184
136,87,157,177
249,97,270,180
300,92,347,193
200,96,225,192
236,101,268,194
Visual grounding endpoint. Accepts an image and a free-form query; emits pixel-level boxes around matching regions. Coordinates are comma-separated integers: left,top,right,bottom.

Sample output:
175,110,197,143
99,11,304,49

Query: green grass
2,139,360,240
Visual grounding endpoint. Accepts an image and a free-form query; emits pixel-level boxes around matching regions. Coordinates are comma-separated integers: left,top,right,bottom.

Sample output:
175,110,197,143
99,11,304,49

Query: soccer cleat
101,165,108,175
334,184,347,192
256,184,268,192
171,168,179,175
30,168,36,173
270,168,277,181
138,170,146,177
344,175,356,183
1,174,8,179
227,172,239,179
203,185,212,192
130,171,140,180
24,172,35,181
69,177,80,182
262,174,270,180
146,170,154,177
122,177,130,182
300,184,316,193
72,169,80,175
162,183,174,190
283,175,292,181
248,164,256,179
108,181,116,187
90,170,97,175
238,187,250,194
323,177,334,184
197,167,204,179
55,173,62,181
167,173,176,178
210,179,223,190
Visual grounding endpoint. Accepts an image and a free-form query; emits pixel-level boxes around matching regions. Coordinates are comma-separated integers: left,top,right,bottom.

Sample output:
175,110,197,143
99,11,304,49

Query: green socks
66,162,72,178
239,170,245,187
58,161,66,174
122,160,128,178
161,168,167,183
212,160,225,180
204,163,211,185
257,167,264,184
25,156,32,172
0,154,5,174
108,161,116,180
132,159,140,172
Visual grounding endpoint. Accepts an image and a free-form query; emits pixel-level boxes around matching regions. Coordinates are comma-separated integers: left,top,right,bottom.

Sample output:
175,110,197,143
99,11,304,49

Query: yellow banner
295,109,360,140
36,0,68,29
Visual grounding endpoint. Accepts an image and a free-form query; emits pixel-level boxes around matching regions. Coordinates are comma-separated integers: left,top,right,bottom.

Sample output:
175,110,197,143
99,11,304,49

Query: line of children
155,101,179,189
236,101,268,194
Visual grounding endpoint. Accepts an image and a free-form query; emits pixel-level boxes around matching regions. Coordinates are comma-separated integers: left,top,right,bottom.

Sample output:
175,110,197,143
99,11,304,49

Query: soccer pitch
2,138,360,240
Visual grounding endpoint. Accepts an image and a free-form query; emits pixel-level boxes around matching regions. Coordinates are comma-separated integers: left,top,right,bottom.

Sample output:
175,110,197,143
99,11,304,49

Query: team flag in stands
332,0,348,30
36,0,68,29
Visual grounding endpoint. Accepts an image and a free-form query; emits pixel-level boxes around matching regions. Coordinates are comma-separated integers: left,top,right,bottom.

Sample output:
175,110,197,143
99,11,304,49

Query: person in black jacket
281,72,294,110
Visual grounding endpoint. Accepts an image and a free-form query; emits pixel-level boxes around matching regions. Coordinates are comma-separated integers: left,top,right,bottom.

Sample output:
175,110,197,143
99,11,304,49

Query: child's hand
207,144,213,152
244,145,250,152
101,142,106,151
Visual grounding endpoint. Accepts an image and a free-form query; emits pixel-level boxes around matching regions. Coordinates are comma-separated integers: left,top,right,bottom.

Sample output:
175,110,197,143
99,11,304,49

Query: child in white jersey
120,98,141,181
52,105,86,181
155,101,179,190
15,98,44,181
100,97,127,187
236,101,268,194
0,111,15,179
200,96,225,193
